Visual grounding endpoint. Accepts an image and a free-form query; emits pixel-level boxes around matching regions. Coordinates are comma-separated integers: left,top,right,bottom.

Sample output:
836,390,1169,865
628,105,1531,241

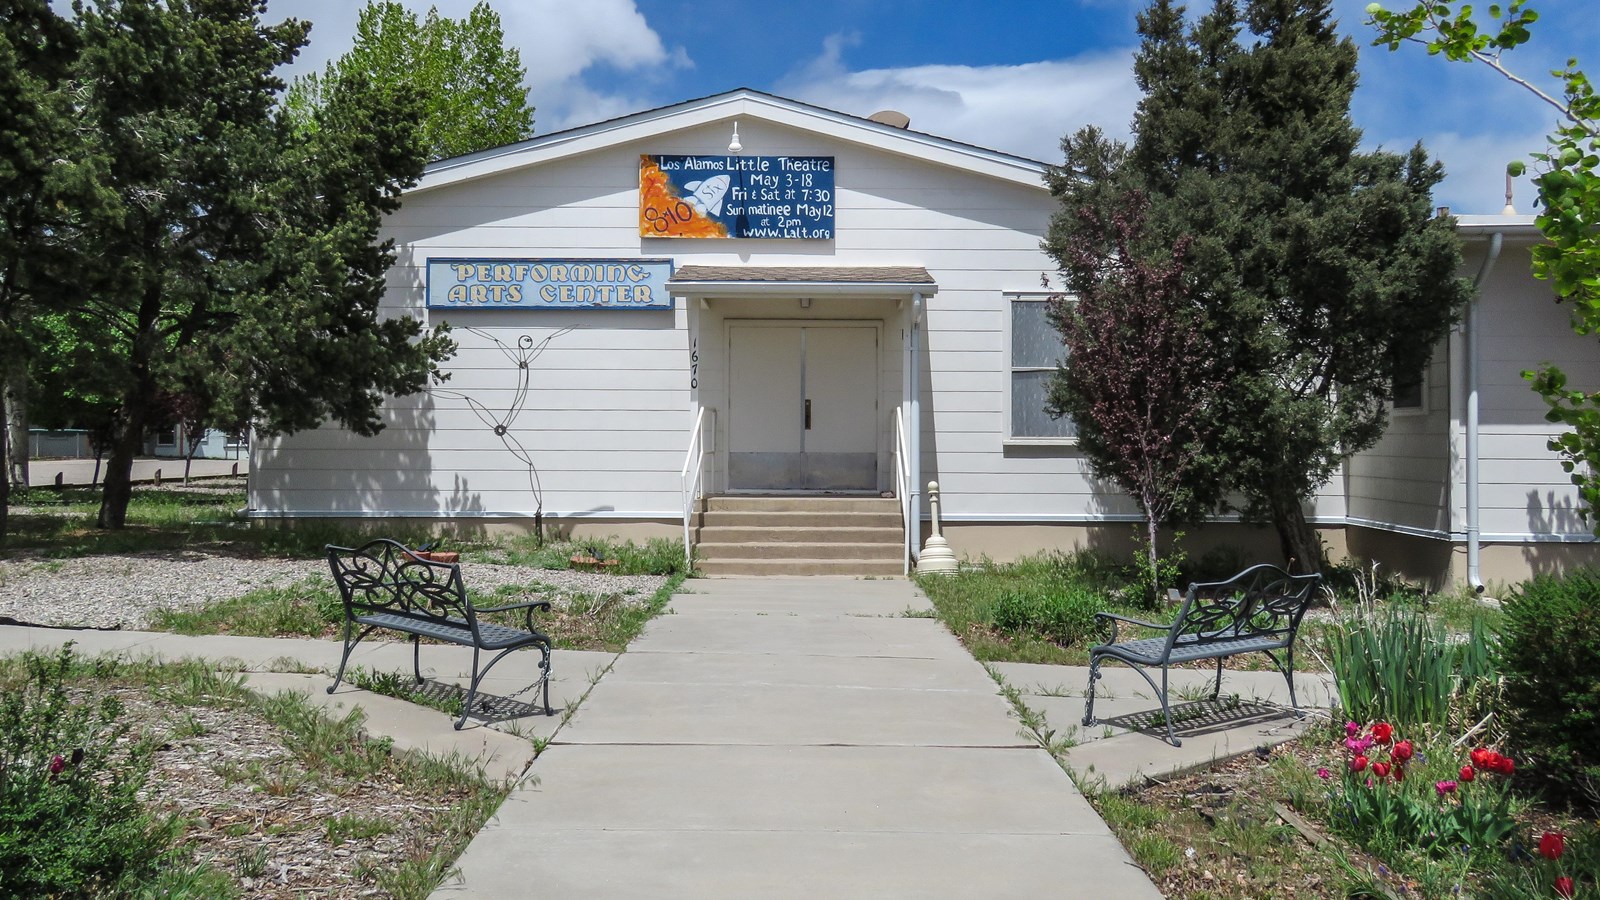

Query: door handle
805,398,812,430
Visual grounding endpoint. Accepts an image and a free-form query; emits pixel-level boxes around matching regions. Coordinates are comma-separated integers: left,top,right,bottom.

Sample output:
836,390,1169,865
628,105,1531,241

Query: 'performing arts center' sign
426,259,675,310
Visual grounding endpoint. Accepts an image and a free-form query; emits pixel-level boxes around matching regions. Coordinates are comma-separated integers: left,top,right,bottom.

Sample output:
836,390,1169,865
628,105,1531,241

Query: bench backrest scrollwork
327,539,470,624
1162,564,1321,657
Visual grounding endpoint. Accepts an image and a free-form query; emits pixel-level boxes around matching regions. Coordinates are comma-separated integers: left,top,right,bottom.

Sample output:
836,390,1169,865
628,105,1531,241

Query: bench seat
327,539,554,729
1083,564,1319,746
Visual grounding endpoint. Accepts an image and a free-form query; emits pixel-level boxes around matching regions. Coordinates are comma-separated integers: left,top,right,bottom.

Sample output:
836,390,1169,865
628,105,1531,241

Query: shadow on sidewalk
410,678,552,725
1099,698,1292,742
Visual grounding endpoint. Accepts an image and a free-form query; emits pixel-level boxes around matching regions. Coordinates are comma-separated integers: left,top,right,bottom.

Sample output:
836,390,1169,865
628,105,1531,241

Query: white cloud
776,33,1142,164
1405,128,1552,214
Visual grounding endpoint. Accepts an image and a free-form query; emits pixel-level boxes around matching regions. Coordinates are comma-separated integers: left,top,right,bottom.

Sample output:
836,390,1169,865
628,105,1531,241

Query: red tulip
48,755,64,775
1392,740,1414,763
1555,876,1575,898
1350,755,1369,772
1540,831,1567,861
1470,747,1493,768
1459,765,1476,782
1373,762,1392,779
1392,764,1406,782
1371,722,1393,745
1496,756,1515,776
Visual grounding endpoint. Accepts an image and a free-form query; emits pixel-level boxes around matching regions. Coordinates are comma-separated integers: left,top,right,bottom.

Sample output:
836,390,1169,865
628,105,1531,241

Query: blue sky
270,0,1600,213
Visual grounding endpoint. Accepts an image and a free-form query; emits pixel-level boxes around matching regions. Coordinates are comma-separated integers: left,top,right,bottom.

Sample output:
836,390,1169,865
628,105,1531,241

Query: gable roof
412,88,1050,196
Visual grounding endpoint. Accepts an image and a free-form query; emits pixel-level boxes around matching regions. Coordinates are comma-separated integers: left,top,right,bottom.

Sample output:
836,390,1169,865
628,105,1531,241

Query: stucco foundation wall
934,521,1348,572
250,516,679,545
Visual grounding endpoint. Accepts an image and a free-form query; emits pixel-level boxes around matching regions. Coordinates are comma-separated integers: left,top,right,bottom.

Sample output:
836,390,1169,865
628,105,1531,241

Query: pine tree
40,0,454,529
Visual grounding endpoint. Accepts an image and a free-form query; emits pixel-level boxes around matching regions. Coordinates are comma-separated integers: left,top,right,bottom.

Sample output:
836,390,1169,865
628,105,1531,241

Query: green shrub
1500,569,1600,804
989,584,1106,646
1324,604,1497,730
0,646,179,896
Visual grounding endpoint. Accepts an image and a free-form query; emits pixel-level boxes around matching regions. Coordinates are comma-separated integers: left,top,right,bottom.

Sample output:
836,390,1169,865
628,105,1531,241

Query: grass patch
917,551,1161,664
0,646,507,899
465,536,687,576
147,576,342,637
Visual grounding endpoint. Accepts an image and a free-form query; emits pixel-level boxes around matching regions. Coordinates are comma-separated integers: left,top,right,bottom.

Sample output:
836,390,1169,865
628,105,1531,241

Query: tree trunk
97,404,147,529
1145,515,1162,603
0,412,9,546
1269,492,1322,575
2,364,26,490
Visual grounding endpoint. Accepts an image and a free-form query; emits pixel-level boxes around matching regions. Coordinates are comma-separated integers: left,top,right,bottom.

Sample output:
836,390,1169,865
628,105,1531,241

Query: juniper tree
1048,0,1470,572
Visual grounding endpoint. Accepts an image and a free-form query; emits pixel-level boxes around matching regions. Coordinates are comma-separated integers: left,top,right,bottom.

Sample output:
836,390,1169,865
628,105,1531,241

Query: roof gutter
1465,230,1504,592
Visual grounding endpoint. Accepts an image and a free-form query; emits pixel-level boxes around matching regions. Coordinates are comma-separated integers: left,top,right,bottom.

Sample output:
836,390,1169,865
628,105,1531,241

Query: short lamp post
918,480,959,575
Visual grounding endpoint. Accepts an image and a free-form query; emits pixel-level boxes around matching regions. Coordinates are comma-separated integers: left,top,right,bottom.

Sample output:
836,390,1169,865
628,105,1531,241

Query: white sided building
248,89,1599,586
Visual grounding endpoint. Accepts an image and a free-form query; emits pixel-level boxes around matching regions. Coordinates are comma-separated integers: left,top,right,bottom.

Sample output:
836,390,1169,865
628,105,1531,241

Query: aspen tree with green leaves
285,1,534,160
1369,0,1600,530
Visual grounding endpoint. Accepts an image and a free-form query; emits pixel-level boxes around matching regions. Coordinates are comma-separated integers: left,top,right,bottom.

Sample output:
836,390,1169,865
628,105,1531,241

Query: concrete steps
693,495,906,577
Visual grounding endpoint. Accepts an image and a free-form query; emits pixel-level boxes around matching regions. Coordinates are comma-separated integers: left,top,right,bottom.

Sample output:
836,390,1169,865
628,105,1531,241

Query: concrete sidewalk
436,578,1163,899
0,579,1336,897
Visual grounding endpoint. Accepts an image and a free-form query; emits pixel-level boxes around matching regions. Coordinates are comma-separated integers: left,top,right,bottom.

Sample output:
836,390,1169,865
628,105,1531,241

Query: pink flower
1346,721,1360,737
1317,767,1332,780
1435,780,1457,795
48,755,65,775
1345,737,1364,753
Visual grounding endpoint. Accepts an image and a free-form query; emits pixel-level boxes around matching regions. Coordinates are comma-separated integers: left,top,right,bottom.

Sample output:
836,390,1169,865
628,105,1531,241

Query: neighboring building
247,89,1597,586
1348,216,1600,589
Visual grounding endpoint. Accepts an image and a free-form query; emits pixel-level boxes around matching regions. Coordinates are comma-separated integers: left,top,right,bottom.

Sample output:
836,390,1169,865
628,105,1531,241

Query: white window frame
1390,362,1428,416
1003,291,1077,445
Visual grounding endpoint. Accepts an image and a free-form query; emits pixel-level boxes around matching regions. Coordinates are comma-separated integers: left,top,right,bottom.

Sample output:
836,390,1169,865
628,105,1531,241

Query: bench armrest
1094,611,1171,630
1093,610,1173,645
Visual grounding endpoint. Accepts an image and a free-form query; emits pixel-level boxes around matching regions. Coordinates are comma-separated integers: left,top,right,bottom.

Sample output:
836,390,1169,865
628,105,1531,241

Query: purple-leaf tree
1045,192,1224,602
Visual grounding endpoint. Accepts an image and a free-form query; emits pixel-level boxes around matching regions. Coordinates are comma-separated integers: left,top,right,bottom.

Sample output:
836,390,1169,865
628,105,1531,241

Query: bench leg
1260,648,1301,716
412,634,423,684
541,646,554,716
457,646,485,730
455,644,553,730
1211,657,1224,701
1158,666,1180,747
328,621,380,695
1082,655,1102,727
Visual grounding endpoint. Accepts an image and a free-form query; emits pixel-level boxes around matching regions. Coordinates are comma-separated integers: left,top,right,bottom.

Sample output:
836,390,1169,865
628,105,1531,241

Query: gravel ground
0,551,668,630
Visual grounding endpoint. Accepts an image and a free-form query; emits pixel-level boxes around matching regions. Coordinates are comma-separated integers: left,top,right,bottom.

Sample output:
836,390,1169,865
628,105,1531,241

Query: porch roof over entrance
667,265,938,297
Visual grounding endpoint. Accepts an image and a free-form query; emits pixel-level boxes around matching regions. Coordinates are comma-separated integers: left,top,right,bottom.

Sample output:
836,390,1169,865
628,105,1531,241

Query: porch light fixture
728,121,743,154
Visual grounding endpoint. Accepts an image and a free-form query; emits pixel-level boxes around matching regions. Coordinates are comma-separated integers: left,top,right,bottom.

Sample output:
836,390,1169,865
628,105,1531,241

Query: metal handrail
894,407,912,576
681,406,711,572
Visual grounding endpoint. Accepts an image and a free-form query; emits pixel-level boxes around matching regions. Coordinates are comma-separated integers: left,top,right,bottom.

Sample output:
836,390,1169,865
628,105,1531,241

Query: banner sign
639,154,835,239
426,258,674,310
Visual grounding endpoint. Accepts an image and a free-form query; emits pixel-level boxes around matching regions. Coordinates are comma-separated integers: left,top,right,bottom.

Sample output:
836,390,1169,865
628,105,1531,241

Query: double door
727,322,879,491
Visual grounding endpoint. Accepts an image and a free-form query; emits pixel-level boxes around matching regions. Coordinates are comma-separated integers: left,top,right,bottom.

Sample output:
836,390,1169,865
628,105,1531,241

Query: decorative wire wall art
429,326,575,540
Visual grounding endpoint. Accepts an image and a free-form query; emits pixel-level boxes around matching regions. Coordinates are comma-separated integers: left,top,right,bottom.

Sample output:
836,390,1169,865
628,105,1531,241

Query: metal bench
1082,563,1320,746
326,539,554,730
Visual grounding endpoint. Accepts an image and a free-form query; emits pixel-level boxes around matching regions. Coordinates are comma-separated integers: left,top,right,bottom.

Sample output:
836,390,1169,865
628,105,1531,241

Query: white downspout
909,292,924,561
1466,231,1503,592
